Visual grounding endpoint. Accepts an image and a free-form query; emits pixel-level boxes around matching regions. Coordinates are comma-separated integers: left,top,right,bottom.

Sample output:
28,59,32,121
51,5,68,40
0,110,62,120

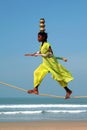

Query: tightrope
39,93,87,98
0,82,87,98
0,82,27,93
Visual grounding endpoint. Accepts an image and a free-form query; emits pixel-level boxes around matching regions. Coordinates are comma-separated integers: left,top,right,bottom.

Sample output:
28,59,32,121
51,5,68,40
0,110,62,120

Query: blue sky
0,0,87,97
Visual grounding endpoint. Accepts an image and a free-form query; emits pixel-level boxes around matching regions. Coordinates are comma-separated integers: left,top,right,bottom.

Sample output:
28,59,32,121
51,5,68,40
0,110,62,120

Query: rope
0,82,27,93
0,82,87,98
39,93,65,98
39,94,87,98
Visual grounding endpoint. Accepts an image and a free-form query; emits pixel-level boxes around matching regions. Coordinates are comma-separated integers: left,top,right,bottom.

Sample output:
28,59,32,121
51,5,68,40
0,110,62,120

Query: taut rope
0,82,87,98
0,82,27,93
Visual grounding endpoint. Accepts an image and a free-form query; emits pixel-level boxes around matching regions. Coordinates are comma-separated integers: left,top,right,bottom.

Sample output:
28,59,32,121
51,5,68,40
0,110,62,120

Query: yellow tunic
34,42,74,87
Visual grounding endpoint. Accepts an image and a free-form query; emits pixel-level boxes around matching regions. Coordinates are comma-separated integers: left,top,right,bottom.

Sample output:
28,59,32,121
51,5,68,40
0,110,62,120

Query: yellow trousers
34,63,68,88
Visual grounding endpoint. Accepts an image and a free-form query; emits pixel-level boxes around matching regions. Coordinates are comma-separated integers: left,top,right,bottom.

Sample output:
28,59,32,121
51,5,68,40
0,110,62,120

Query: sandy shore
0,121,87,130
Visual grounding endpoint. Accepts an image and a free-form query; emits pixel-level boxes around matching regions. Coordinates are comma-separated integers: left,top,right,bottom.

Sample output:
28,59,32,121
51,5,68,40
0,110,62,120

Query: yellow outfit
34,42,74,87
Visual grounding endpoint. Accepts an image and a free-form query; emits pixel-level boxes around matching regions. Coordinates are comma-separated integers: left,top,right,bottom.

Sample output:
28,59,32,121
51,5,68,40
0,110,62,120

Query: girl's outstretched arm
56,57,67,62
24,50,52,57
24,51,40,56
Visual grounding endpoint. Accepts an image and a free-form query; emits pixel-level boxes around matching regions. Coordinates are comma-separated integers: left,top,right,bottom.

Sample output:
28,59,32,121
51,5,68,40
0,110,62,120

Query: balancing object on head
40,18,45,32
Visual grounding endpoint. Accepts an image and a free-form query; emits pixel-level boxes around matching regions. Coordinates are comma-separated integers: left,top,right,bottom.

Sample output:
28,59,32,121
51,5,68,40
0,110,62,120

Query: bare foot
65,91,72,99
27,88,38,95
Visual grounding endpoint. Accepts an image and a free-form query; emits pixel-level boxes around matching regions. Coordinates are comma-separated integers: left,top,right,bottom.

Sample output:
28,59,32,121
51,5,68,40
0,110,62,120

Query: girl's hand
62,58,67,62
24,54,35,56
24,51,40,56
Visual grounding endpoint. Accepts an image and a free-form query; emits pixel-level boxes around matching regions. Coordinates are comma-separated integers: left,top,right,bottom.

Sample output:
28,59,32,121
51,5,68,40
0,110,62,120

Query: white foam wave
0,104,87,109
0,110,86,115
46,110,87,114
0,111,42,115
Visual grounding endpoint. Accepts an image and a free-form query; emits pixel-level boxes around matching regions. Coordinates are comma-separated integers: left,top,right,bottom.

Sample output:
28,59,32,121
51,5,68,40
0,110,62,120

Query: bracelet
56,57,63,60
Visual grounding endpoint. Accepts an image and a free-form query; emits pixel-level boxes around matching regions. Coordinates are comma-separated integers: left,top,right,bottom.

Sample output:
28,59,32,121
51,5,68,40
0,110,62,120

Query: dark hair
38,32,48,40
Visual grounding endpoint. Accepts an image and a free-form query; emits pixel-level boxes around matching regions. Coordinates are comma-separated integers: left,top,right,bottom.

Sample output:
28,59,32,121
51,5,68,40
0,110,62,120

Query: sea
0,96,87,122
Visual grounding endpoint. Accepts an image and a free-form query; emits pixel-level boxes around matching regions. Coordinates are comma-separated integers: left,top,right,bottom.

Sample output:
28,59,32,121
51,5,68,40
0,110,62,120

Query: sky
0,0,87,97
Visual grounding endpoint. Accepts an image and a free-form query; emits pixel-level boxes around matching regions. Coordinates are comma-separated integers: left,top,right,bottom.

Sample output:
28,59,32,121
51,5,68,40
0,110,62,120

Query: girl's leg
64,86,72,99
56,80,72,99
27,64,49,94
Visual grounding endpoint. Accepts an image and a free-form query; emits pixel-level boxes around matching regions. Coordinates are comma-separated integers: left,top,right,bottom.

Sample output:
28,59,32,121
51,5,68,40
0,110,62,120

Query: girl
24,32,74,99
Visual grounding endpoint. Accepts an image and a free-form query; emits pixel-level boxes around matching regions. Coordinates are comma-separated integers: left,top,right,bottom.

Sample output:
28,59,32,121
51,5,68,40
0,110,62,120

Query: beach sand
0,121,87,130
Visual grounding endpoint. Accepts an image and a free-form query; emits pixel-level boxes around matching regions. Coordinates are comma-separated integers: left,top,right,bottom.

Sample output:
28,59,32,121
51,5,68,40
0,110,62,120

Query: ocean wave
46,110,87,113
0,110,87,115
0,111,42,115
0,104,87,109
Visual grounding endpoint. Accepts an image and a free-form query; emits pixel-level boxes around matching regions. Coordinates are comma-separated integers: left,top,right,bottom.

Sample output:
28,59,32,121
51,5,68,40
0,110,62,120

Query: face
38,34,44,42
